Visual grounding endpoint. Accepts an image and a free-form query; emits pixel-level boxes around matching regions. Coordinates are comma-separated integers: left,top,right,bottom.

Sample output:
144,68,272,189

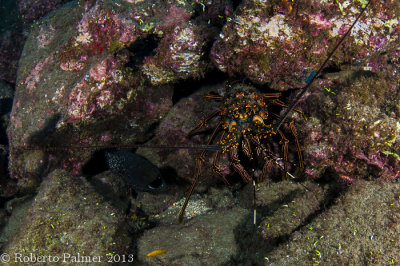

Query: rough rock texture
17,0,72,23
134,178,396,265
4,169,131,262
0,196,33,250
3,0,400,265
226,180,329,264
140,8,210,85
211,0,400,90
8,0,175,182
0,80,15,196
138,205,249,265
295,70,400,181
265,180,400,265
137,82,231,193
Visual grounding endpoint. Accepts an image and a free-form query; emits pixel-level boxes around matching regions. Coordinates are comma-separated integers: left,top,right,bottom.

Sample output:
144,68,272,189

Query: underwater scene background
0,0,399,265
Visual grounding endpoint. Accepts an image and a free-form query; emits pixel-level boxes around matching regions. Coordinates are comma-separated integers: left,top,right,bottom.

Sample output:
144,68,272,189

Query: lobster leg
230,146,252,183
288,120,304,171
178,122,222,224
249,136,275,182
277,129,289,180
260,158,274,183
204,94,224,100
242,136,253,160
262,92,282,98
211,132,231,186
187,109,221,137
268,99,306,120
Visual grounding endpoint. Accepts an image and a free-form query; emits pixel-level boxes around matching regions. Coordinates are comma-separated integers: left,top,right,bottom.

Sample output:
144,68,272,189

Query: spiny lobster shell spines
219,84,275,153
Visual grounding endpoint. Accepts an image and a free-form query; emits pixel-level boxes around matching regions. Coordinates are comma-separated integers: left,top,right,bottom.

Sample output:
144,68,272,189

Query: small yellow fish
145,249,168,258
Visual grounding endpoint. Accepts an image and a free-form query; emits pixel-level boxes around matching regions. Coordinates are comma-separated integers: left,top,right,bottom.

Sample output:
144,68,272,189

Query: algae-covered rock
137,207,248,265
265,180,400,265
297,71,400,181
4,169,131,264
8,0,174,182
211,0,400,90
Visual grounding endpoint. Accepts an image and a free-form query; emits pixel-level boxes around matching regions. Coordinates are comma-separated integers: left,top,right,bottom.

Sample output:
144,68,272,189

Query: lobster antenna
253,180,257,225
13,144,222,152
273,0,371,132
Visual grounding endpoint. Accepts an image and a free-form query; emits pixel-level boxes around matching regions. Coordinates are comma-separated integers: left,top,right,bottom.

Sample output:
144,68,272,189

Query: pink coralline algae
137,3,211,85
7,0,400,188
211,0,400,90
141,24,206,85
66,56,126,121
296,71,400,181
24,56,54,93
159,5,192,30
8,0,177,180
59,7,137,71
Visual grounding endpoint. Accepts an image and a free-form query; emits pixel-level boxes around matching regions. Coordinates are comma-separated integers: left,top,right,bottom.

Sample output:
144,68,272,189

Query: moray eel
105,150,165,192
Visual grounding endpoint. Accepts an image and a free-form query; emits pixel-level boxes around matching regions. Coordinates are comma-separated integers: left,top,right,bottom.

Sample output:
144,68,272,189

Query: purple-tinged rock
141,23,207,85
137,83,231,192
211,0,400,90
138,2,216,85
8,0,174,182
17,0,71,23
295,70,400,181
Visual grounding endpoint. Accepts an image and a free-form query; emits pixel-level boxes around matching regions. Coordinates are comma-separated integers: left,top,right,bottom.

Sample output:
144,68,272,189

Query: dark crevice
231,0,243,12
172,69,229,104
81,149,110,176
124,34,161,70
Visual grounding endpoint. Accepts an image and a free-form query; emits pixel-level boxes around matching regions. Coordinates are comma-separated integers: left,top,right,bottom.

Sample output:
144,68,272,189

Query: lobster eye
228,120,237,131
252,115,264,124
239,113,248,121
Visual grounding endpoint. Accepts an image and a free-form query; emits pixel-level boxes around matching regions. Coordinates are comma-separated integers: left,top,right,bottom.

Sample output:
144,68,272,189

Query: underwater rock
105,150,165,192
138,206,248,265
265,180,400,264
211,0,400,90
8,0,175,181
296,71,400,181
0,79,13,145
137,82,231,193
88,170,131,212
141,23,208,85
0,196,33,248
0,30,26,84
17,0,71,23
4,169,132,258
0,79,14,113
